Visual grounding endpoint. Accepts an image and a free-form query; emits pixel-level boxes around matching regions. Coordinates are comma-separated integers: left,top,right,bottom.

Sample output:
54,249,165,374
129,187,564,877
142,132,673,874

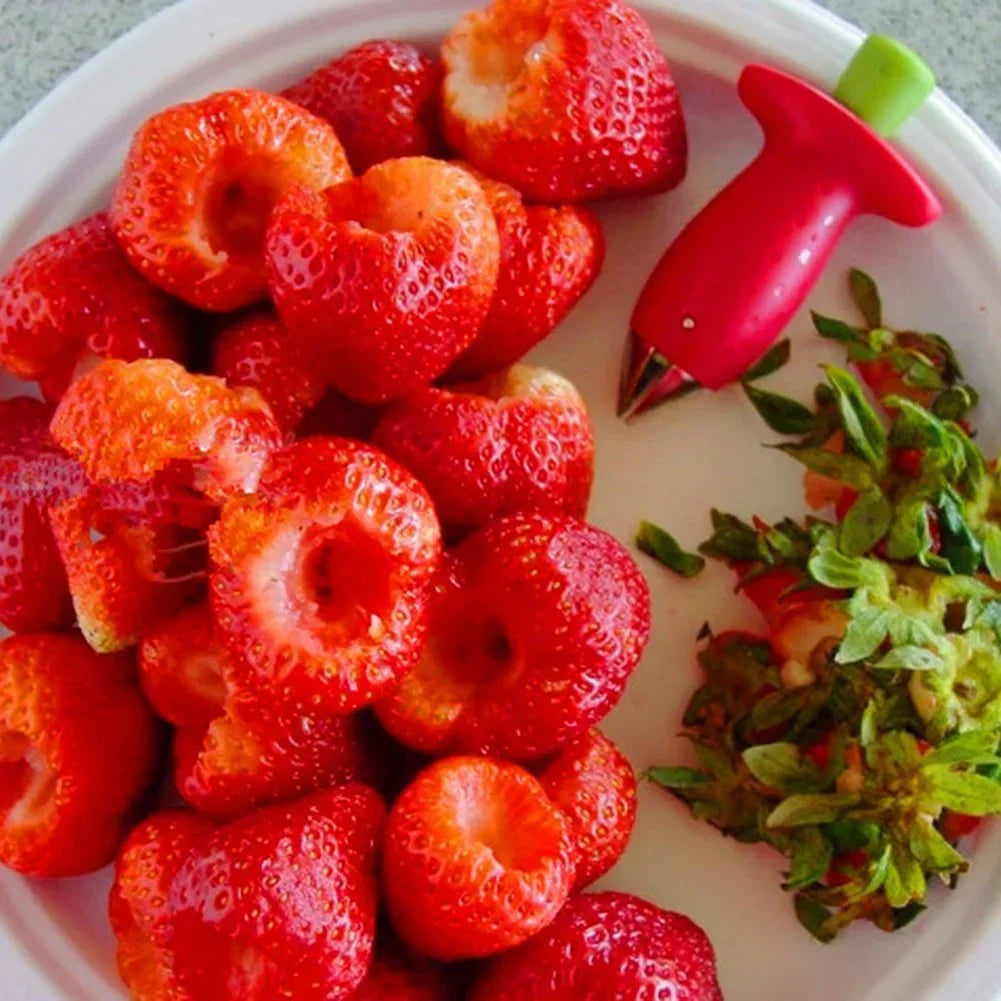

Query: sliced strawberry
441,0,687,201
111,90,350,311
375,513,650,760
0,397,86,632
283,40,443,173
50,359,283,500
535,728,637,890
141,603,380,817
373,364,594,538
211,309,324,435
469,891,723,1000
383,756,574,960
446,166,604,379
167,785,384,1000
266,157,499,403
109,810,214,1001
0,213,188,386
0,634,159,876
210,438,441,714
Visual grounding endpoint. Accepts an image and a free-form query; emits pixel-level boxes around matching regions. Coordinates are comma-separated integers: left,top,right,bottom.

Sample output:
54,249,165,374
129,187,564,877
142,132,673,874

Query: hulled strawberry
383,756,574,960
536,728,637,889
374,364,593,538
111,90,350,311
51,474,216,652
266,157,499,402
211,309,324,436
210,438,441,714
140,603,378,817
166,785,384,999
109,810,214,1001
0,634,159,877
376,513,650,759
283,40,443,173
0,213,188,390
0,397,85,632
448,168,604,380
50,359,283,500
470,891,723,1000
441,0,687,201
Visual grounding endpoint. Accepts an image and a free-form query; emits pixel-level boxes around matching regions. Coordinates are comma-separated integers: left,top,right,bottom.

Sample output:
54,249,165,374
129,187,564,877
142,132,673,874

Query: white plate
2,1,1001,998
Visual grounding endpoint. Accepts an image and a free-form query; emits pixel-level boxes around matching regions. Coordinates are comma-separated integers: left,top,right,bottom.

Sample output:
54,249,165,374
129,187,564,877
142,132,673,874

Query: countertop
0,0,999,143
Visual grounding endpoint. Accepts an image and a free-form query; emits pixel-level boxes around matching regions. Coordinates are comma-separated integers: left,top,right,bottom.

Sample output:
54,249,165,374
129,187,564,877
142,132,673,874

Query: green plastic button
833,35,936,137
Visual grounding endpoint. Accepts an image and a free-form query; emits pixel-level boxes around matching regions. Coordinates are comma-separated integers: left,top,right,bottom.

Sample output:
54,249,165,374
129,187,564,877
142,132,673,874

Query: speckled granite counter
1,0,999,142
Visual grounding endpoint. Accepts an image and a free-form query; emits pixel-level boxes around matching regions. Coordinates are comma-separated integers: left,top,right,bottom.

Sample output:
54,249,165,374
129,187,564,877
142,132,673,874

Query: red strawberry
0,633,159,877
383,756,574,960
140,603,379,817
448,168,604,380
441,0,687,202
535,728,637,890
373,364,594,538
166,785,384,1000
50,359,283,500
0,397,86,632
283,40,443,173
109,810,214,1001
351,942,455,1000
470,891,723,1000
51,473,216,653
111,90,350,311
266,157,500,403
210,438,441,714
211,309,324,435
0,213,188,388
375,513,650,760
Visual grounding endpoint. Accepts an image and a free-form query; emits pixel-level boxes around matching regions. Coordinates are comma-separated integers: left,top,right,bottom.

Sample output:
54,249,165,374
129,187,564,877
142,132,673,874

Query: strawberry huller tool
618,35,942,421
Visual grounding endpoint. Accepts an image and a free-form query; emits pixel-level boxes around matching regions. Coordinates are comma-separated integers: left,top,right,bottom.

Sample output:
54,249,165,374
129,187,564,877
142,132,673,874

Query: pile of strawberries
0,0,723,998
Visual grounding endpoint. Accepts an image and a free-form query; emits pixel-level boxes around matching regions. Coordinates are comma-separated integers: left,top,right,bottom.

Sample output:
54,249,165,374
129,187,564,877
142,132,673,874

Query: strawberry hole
206,162,284,260
0,734,56,823
438,616,516,687
299,524,394,632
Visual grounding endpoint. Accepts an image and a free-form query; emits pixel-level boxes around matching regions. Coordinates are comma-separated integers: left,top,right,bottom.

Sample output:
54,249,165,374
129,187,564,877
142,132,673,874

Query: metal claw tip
617,330,700,422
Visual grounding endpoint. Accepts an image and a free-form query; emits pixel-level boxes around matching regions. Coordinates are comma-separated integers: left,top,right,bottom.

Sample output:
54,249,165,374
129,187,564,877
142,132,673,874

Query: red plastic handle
630,65,942,390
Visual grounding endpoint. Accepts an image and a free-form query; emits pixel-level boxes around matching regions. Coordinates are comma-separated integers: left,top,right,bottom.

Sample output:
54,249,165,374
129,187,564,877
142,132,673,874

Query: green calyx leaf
936,489,983,576
698,509,764,563
743,383,817,435
743,339,792,382
924,768,1001,816
643,766,711,789
884,841,927,908
777,445,876,489
794,895,838,943
808,534,892,591
839,486,892,557
743,743,825,793
812,311,866,345
636,521,706,578
836,606,892,663
849,268,883,328
824,364,888,474
921,730,1000,767
784,828,833,890
980,523,1001,582
872,645,945,671
767,793,861,829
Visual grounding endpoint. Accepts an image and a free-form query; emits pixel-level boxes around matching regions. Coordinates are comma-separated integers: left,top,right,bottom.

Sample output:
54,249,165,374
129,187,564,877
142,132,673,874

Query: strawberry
941,809,982,842
266,157,500,403
373,364,594,538
140,603,379,817
211,309,324,435
109,810,214,1001
51,474,216,653
50,359,283,500
441,0,687,202
447,167,604,380
111,90,350,311
470,891,723,1000
375,512,650,760
0,634,159,877
166,785,384,1000
535,728,637,890
0,213,188,388
297,388,383,442
0,397,86,632
210,438,441,714
283,40,443,173
382,756,574,959
351,942,455,1000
